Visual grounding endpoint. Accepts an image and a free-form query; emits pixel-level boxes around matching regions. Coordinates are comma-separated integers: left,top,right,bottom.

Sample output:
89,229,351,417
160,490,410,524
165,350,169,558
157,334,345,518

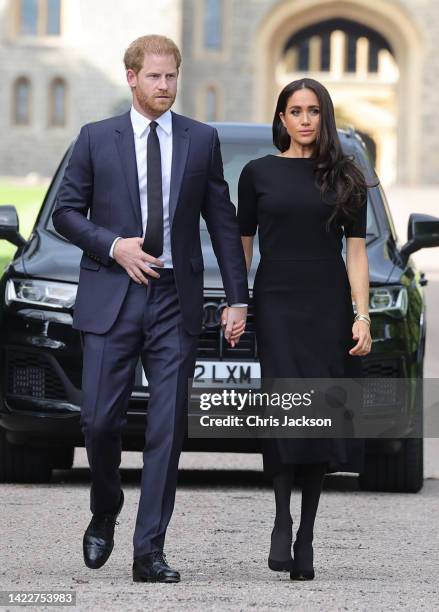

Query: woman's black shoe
268,557,294,572
290,540,315,581
268,520,293,572
290,567,315,580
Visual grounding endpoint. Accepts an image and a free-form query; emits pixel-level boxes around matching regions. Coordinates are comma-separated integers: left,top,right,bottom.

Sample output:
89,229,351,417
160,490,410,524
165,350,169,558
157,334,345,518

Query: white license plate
142,360,260,388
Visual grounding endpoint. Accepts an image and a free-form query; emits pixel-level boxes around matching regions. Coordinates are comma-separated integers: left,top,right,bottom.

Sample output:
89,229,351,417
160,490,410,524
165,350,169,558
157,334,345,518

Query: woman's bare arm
346,237,369,314
346,237,372,356
241,236,254,274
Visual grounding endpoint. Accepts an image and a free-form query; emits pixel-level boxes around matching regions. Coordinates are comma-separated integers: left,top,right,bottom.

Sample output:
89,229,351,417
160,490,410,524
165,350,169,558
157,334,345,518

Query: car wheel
0,429,52,483
360,372,424,493
359,437,423,493
50,446,75,470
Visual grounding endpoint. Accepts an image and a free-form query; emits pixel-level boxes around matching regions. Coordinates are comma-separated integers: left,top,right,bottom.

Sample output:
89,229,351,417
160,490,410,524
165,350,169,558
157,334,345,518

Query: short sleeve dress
237,154,367,477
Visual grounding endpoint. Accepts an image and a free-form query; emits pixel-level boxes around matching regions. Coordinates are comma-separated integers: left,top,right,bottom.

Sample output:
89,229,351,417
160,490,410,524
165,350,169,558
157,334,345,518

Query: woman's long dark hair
273,78,369,229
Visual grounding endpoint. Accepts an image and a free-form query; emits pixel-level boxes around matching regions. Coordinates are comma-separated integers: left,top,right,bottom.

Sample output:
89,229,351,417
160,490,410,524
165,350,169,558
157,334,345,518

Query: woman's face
279,87,321,148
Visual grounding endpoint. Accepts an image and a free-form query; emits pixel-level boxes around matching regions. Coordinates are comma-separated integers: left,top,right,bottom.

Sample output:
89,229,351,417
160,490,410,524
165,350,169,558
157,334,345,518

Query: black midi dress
237,155,367,477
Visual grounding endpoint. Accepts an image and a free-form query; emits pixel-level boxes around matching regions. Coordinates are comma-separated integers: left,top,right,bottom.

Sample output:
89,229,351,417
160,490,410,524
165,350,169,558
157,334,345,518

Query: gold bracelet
354,314,371,326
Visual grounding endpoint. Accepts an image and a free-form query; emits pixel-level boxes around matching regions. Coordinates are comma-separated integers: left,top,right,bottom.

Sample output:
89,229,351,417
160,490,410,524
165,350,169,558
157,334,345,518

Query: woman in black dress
237,78,372,581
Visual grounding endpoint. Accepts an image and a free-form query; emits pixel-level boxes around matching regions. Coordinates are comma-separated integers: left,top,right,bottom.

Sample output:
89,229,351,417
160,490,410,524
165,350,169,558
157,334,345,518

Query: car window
221,142,277,204
377,183,398,242
202,141,379,242
45,134,379,242
43,148,74,234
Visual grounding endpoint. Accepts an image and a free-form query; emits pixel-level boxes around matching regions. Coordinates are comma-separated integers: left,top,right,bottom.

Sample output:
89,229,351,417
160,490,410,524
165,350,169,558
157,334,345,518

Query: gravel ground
1,191,438,611
1,446,438,612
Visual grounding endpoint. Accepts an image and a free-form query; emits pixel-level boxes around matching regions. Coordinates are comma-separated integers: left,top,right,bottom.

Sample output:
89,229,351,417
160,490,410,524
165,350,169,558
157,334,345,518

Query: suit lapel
114,112,142,231
169,112,190,227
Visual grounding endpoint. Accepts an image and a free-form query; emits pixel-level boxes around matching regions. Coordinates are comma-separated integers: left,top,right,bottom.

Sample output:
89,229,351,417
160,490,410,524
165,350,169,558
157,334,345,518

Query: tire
50,446,75,470
359,373,424,493
359,437,423,493
0,429,52,483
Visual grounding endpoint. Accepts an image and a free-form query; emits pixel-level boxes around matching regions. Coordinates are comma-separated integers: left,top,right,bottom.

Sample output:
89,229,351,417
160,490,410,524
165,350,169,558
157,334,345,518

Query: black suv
1,123,438,492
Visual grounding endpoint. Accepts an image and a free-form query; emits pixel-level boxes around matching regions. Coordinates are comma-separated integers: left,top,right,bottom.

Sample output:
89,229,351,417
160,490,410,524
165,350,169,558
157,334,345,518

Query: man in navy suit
52,34,248,583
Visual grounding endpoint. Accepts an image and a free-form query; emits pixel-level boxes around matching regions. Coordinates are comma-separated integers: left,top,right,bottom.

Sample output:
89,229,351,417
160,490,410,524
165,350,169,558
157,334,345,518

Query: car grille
361,360,401,378
6,350,68,401
361,359,403,412
4,315,403,412
66,369,82,389
197,300,257,360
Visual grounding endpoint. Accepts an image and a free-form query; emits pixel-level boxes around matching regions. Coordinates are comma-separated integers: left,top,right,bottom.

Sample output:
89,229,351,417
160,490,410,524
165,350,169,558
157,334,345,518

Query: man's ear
126,68,137,89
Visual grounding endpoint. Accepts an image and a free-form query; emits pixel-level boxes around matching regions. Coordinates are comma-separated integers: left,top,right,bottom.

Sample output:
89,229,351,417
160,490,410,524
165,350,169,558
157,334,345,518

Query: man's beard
136,89,175,117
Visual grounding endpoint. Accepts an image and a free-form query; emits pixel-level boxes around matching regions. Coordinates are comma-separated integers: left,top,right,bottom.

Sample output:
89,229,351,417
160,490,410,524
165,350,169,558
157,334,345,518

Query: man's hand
113,238,163,285
221,306,247,348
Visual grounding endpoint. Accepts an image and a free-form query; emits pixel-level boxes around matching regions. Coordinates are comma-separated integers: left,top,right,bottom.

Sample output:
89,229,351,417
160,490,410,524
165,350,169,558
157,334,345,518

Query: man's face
127,52,178,119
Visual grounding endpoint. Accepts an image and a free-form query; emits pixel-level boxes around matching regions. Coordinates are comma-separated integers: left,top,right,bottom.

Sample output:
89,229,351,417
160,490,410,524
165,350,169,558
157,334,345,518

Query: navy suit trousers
80,269,198,556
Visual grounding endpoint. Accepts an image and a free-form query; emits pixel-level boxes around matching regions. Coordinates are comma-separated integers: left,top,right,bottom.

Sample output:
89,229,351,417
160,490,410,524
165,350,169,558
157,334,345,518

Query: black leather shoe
132,551,180,583
83,490,124,569
290,539,315,581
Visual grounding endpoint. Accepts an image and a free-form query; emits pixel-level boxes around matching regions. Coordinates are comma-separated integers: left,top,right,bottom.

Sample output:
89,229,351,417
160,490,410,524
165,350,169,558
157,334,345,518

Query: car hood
15,228,404,290
202,231,402,291
17,229,83,282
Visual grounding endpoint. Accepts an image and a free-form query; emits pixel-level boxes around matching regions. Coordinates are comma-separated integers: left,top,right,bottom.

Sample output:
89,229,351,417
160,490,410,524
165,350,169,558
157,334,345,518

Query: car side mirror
400,213,439,265
0,205,26,247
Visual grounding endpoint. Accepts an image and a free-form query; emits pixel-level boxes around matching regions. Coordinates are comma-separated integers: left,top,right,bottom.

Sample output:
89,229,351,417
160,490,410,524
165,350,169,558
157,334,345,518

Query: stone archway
254,0,423,184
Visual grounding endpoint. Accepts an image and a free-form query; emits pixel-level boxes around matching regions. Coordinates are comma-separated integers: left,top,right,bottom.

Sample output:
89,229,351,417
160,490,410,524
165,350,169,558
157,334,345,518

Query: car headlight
6,279,77,309
367,286,408,317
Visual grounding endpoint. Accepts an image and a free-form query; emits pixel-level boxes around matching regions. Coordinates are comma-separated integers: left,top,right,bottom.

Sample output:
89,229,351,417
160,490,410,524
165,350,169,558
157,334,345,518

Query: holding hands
113,239,248,347
221,306,247,348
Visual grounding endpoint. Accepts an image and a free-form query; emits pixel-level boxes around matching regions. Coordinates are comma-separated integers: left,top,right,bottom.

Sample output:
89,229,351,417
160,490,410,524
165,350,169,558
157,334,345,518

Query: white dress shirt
109,106,247,308
109,105,173,267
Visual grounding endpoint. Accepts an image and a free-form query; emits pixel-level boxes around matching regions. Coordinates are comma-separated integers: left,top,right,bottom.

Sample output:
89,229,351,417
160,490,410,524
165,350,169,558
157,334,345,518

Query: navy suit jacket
52,111,249,335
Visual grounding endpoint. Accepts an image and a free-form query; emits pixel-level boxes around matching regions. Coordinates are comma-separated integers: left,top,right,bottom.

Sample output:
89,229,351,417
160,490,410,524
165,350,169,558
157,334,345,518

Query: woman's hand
349,320,372,356
221,306,247,348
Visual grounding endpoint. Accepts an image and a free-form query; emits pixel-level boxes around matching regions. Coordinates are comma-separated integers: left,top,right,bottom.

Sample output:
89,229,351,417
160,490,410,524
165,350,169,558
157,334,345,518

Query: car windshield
203,140,379,241
44,133,380,242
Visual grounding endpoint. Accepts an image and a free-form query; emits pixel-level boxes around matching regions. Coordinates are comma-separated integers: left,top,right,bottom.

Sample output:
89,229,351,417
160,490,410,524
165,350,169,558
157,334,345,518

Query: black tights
269,462,327,561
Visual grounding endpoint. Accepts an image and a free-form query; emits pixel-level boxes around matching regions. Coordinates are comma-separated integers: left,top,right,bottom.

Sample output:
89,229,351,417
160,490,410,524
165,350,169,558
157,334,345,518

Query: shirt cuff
109,237,122,258
229,303,248,307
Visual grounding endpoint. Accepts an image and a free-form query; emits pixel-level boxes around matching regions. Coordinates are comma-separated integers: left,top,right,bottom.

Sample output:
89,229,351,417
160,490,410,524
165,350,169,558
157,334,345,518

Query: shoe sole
290,571,315,581
132,573,180,583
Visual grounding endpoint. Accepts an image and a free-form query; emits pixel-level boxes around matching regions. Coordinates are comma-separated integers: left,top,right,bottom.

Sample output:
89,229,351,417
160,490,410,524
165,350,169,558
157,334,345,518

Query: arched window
49,78,66,126
283,18,393,75
205,87,218,121
204,0,222,49
18,0,62,36
13,77,31,125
